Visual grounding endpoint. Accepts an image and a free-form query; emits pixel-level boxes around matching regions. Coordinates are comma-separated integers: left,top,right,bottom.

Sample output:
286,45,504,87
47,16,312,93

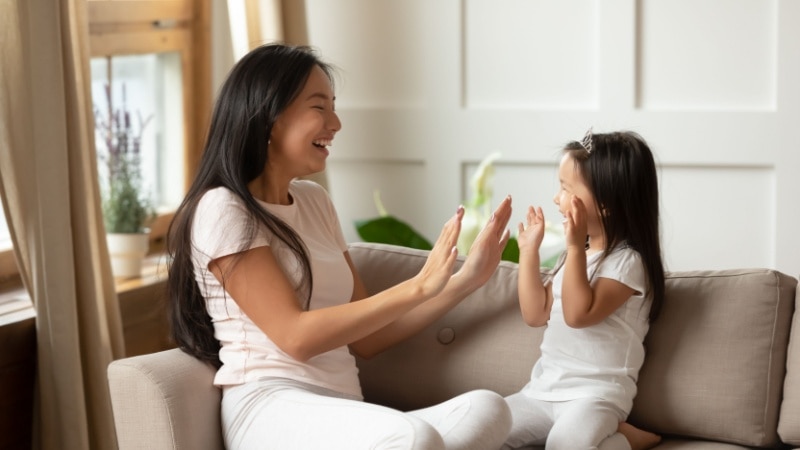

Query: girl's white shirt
523,245,650,413
191,180,362,398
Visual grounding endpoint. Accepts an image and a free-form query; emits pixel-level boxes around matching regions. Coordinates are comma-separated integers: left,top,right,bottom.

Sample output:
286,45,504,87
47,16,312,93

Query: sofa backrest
349,243,799,448
631,269,797,448
779,284,800,446
349,242,543,411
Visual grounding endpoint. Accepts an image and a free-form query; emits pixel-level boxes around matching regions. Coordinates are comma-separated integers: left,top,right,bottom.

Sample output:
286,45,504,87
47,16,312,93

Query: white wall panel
659,165,775,270
327,160,429,244
296,0,800,276
637,0,777,110
464,0,598,109
306,0,434,109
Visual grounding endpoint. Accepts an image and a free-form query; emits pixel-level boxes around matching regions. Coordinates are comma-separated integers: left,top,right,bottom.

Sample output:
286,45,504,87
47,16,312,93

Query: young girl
167,44,513,450
503,130,664,450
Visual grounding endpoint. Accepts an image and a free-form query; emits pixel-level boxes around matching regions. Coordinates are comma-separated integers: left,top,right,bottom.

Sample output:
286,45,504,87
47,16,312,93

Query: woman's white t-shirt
191,180,362,398
523,245,651,413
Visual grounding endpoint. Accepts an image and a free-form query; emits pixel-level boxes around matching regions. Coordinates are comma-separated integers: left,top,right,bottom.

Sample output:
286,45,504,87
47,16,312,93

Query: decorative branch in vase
94,82,156,278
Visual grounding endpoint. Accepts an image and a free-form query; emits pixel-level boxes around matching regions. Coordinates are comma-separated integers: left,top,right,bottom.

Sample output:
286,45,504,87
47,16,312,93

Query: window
0,201,10,251
90,52,185,213
0,199,19,291
0,1,211,294
88,0,212,253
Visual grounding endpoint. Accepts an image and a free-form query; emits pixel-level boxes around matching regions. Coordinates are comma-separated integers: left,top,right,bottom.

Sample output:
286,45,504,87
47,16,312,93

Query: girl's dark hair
166,44,334,367
560,131,666,322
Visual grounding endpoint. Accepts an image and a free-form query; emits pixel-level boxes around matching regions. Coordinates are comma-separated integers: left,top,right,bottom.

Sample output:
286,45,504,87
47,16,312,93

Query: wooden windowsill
0,288,34,327
0,253,170,327
114,253,169,294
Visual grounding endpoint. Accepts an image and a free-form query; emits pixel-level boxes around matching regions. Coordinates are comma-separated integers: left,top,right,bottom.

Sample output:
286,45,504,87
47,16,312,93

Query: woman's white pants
221,379,511,450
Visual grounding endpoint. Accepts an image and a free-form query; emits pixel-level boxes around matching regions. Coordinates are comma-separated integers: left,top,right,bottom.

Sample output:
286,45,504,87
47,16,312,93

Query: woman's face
268,65,341,179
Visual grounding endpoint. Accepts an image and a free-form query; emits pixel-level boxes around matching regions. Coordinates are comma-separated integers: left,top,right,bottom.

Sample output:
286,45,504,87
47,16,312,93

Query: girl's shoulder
595,244,645,287
606,243,642,266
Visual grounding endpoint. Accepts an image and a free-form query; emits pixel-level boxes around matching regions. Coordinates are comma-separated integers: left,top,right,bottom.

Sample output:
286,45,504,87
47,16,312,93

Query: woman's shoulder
198,186,239,206
290,179,328,195
290,179,332,204
196,186,247,218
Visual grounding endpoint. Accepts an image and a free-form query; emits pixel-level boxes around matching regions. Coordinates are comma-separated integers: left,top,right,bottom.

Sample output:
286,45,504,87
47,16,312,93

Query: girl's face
553,153,603,237
268,65,341,179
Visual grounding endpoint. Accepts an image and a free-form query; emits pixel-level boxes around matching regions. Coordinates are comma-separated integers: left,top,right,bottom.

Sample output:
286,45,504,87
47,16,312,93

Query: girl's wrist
565,243,586,253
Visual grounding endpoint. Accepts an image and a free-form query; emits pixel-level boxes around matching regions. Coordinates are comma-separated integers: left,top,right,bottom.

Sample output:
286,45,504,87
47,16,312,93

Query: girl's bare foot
618,421,661,450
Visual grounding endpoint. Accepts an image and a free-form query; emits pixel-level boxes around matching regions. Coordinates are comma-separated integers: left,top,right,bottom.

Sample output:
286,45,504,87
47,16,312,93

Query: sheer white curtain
0,0,125,448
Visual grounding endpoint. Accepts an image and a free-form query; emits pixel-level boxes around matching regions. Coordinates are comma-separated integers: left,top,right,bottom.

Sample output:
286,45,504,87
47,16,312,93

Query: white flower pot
106,233,149,278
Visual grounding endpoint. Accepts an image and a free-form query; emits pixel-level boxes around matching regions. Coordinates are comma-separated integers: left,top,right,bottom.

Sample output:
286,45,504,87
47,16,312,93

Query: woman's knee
466,389,512,428
401,415,446,450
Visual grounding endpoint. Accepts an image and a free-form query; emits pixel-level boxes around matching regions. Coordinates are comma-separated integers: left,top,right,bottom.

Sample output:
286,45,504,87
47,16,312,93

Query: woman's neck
247,176,293,205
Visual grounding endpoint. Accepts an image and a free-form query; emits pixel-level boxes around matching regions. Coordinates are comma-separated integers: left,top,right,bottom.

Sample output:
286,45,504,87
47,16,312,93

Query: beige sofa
107,242,800,449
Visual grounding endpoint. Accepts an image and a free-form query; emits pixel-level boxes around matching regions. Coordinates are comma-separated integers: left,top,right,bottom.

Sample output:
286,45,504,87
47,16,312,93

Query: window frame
0,0,210,288
89,0,211,254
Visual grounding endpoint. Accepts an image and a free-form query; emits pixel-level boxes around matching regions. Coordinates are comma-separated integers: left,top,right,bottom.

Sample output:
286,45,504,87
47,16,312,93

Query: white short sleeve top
524,245,651,413
191,180,362,398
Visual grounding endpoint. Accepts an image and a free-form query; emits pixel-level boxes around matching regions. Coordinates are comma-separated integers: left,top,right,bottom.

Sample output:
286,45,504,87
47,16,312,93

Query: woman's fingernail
490,213,496,222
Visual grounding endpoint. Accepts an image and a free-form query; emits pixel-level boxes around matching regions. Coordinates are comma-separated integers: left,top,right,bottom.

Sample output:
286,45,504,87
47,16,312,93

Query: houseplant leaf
501,237,519,263
355,216,433,251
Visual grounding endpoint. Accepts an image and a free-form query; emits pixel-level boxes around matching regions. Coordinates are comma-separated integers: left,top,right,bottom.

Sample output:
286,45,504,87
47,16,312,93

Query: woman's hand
563,195,588,250
517,205,545,256
412,206,464,298
455,196,512,289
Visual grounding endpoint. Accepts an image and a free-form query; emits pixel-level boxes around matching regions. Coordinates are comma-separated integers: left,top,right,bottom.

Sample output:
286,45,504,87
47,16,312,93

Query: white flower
457,152,502,254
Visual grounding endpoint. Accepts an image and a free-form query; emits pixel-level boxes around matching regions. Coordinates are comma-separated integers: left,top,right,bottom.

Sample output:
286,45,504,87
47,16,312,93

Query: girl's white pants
502,392,630,450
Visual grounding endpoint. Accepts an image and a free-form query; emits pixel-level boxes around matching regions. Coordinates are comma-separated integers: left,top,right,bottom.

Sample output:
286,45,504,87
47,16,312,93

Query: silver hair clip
579,127,593,154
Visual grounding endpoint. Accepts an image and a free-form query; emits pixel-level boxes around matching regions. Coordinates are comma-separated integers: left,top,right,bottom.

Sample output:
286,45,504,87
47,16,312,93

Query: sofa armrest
107,348,223,450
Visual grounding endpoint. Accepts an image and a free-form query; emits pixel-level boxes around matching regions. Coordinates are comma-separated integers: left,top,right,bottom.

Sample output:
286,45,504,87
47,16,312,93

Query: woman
167,43,513,449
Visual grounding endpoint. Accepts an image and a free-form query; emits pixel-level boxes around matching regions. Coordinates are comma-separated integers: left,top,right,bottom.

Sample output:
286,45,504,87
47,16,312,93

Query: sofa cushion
631,269,797,448
348,242,543,411
778,286,800,445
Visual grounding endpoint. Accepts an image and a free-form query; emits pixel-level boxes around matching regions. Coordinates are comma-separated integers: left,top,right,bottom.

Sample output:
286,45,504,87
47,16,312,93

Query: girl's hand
412,206,464,298
563,195,588,250
517,205,545,256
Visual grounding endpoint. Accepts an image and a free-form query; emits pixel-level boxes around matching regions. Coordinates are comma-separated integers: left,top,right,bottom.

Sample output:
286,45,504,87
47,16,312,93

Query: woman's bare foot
618,421,661,450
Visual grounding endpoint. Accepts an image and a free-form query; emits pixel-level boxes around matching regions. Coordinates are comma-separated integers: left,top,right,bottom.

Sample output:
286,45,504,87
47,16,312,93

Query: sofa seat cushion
631,269,797,448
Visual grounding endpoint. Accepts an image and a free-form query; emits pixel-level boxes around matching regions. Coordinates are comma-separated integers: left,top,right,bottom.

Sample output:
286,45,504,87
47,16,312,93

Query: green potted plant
95,82,155,278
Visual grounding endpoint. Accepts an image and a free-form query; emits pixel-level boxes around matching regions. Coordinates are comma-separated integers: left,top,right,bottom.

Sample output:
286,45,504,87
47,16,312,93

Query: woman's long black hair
166,44,334,367
558,131,666,322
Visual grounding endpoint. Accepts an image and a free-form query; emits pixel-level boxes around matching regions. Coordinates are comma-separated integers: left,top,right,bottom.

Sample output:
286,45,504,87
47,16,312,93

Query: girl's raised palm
564,195,588,249
517,206,545,256
413,207,464,298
